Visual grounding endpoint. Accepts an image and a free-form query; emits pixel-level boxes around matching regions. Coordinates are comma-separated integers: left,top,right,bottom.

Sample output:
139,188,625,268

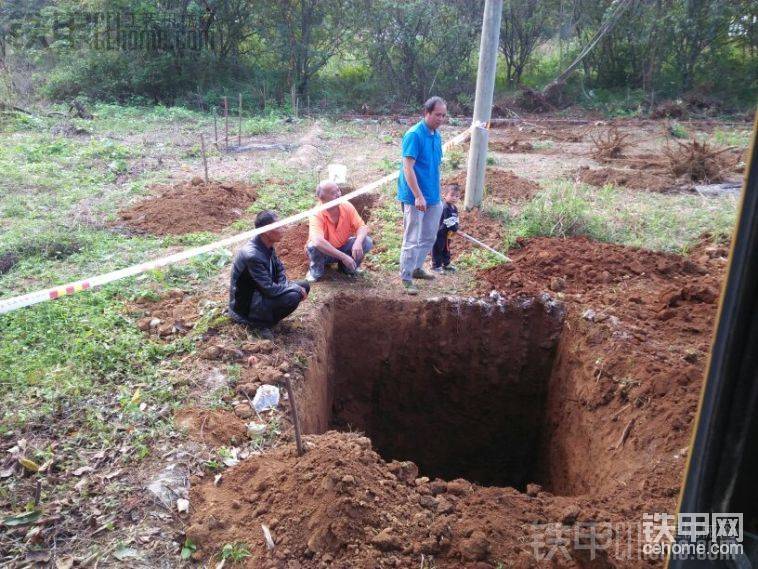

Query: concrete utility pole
464,0,503,210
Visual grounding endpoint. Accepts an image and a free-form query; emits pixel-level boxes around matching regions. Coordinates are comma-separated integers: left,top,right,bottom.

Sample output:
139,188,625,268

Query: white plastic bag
252,385,280,413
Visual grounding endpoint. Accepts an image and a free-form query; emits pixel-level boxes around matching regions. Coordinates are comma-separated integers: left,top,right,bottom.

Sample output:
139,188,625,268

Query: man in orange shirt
306,181,372,282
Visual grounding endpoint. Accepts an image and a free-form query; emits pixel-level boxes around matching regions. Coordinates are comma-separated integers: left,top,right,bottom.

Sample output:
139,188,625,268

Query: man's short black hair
423,96,447,114
255,210,278,228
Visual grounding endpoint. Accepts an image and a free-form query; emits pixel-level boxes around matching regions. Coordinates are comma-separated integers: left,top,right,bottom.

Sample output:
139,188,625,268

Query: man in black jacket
229,210,309,335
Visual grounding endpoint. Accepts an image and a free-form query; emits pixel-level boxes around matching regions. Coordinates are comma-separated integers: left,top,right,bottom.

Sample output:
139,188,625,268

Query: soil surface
576,165,676,193
443,168,541,204
175,408,248,447
184,234,726,568
117,178,258,235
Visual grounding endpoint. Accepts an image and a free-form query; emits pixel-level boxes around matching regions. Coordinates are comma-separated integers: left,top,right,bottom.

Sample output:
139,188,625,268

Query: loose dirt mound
576,165,675,192
188,431,594,568
175,408,248,447
478,235,722,299
118,178,257,235
443,168,540,204
276,192,378,278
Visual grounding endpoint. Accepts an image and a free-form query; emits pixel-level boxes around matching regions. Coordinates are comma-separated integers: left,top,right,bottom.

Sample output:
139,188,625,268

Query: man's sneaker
305,271,318,283
412,268,436,280
402,281,419,295
432,266,444,274
443,264,457,273
256,327,274,340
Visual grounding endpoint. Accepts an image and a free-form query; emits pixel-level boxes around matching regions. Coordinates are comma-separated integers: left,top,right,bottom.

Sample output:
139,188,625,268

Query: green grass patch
0,287,174,435
368,190,403,270
505,181,607,246
504,181,738,253
712,128,751,148
251,165,319,216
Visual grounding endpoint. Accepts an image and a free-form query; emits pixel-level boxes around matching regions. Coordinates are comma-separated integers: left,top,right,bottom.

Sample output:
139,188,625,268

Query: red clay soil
188,432,599,569
450,210,505,258
478,235,725,510
576,165,676,193
118,177,257,235
186,235,727,568
175,408,248,447
443,168,541,204
276,192,378,278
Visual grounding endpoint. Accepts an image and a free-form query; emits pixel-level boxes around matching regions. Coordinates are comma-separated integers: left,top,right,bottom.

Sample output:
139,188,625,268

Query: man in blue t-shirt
397,96,447,295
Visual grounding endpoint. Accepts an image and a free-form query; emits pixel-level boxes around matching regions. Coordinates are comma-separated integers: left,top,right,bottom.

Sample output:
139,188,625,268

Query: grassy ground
0,103,747,563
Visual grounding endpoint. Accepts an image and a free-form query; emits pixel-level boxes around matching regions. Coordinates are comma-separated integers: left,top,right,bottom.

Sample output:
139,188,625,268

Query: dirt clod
175,408,247,447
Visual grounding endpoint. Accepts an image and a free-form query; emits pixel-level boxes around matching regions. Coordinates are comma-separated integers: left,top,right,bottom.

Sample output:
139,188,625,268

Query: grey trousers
306,235,373,279
399,202,443,281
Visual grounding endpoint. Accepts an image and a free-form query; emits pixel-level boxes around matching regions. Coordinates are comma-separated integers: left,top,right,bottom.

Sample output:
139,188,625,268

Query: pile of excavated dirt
185,235,727,568
277,192,378,278
443,168,541,204
477,235,725,500
118,178,257,235
188,431,602,569
576,165,676,193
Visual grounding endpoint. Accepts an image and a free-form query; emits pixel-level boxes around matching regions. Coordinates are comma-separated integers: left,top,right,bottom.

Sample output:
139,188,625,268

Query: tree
499,0,554,85
254,0,354,105
361,0,482,104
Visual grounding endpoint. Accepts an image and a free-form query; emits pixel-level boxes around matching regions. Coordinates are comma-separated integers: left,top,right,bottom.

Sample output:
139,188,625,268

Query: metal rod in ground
458,230,511,262
200,134,209,183
283,375,304,456
223,96,229,150
238,93,242,147
213,109,218,145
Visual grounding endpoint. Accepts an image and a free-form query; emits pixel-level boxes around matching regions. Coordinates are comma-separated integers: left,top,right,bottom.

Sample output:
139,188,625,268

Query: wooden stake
34,479,41,506
213,108,218,145
223,96,229,150
291,83,298,118
200,134,209,183
238,93,242,147
284,375,304,456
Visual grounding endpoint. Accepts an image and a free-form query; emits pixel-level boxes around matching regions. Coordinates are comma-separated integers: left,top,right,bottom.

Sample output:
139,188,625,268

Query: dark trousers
233,280,310,328
432,230,451,268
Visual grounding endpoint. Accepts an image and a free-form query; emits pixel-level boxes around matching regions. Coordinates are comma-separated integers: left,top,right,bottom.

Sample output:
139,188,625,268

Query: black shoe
256,328,274,340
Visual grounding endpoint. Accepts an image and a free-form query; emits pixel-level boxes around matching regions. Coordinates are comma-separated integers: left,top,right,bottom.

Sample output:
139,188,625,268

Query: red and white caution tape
0,126,472,315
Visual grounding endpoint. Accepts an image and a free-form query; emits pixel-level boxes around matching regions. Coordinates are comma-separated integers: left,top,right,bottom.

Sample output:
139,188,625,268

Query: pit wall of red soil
480,236,724,508
299,294,566,489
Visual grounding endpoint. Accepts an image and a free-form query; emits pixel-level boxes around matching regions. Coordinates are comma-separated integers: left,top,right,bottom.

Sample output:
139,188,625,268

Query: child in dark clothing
432,184,460,272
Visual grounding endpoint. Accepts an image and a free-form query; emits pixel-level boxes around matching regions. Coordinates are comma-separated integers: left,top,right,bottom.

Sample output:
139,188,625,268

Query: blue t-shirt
397,120,443,206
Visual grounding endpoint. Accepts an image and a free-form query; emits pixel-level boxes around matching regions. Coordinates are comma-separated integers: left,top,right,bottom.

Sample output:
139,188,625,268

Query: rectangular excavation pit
299,294,565,490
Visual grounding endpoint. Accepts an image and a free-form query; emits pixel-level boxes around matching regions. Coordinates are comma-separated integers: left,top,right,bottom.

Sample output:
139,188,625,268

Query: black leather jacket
228,236,299,322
